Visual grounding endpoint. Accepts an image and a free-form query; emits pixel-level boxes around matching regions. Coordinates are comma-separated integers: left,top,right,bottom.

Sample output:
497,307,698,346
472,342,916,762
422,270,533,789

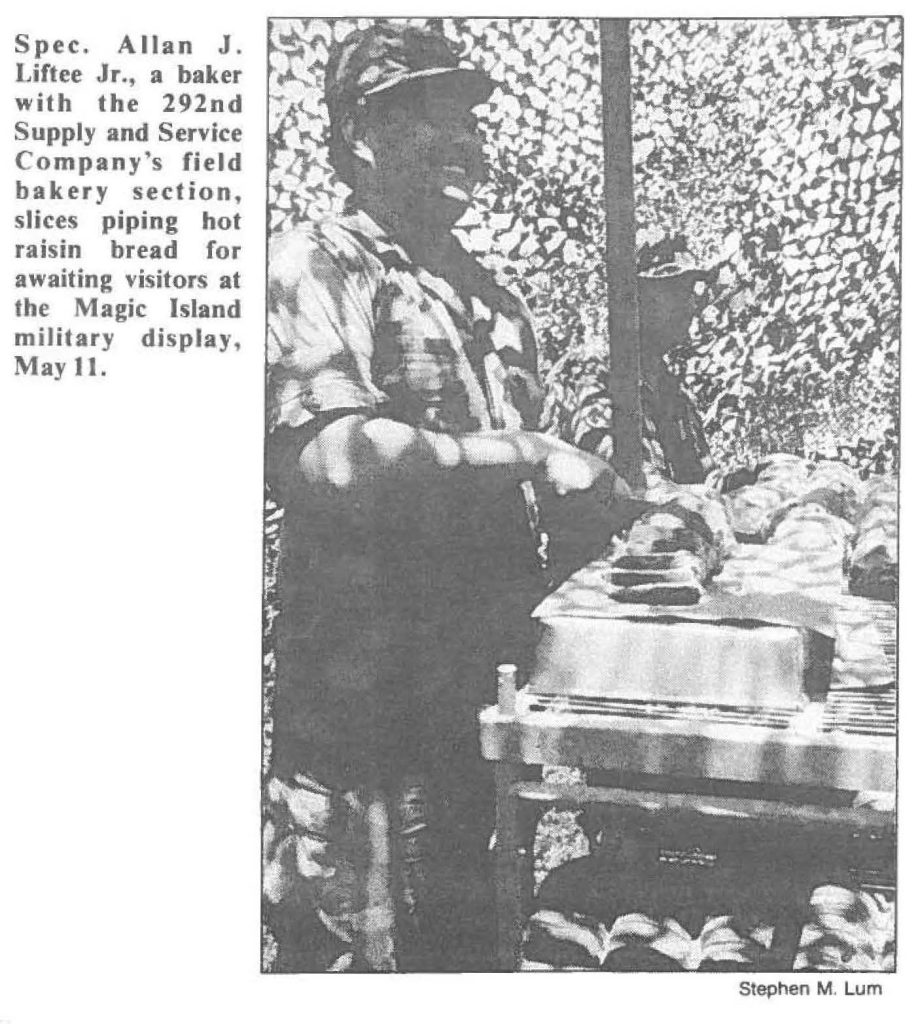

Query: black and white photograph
263,15,900,974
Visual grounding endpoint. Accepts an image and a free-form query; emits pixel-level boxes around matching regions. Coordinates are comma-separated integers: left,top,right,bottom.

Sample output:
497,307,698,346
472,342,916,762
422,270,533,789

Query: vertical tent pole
600,19,645,491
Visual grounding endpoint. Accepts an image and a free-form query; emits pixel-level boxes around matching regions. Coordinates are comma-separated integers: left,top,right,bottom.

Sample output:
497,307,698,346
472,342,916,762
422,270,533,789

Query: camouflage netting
268,16,901,475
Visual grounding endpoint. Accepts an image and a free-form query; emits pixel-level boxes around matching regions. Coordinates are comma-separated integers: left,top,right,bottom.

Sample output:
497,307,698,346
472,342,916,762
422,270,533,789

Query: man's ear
341,110,376,170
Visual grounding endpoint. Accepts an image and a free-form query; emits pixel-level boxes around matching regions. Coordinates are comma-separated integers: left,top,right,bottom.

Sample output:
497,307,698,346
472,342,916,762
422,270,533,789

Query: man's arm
266,228,639,544
269,412,636,525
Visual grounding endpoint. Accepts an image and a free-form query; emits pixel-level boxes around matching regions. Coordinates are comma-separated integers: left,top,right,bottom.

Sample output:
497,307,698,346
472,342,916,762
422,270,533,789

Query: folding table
479,601,896,970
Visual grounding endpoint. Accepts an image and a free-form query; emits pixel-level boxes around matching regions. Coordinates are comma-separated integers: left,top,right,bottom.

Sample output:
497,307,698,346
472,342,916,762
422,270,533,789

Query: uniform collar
339,204,414,268
338,203,520,334
340,203,478,323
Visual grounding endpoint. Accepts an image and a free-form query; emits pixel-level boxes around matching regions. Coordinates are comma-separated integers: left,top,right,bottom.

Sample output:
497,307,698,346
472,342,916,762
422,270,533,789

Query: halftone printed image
263,17,898,973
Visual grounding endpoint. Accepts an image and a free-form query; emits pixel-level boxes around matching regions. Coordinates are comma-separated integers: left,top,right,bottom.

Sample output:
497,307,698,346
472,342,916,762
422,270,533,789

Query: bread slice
607,582,705,605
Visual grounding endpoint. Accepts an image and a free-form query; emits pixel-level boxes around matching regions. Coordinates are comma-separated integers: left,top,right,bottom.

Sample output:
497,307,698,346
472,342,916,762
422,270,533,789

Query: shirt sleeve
266,224,387,431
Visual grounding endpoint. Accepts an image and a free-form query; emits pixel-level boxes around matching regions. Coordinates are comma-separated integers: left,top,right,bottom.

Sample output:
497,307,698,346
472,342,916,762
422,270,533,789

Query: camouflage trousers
263,770,497,972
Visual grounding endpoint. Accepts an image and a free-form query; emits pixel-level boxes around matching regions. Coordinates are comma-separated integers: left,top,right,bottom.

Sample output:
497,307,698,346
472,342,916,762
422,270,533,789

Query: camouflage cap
325,22,495,122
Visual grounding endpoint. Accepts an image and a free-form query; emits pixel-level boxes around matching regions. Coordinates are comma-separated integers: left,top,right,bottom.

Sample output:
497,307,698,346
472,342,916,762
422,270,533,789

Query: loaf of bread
807,459,862,494
644,481,738,557
722,483,787,542
769,502,852,559
849,476,897,600
755,453,811,498
724,456,867,543
781,460,863,525
604,490,732,605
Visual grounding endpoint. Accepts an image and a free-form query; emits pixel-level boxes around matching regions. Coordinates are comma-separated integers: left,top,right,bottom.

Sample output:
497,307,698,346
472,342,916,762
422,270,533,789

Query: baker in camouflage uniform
263,22,632,972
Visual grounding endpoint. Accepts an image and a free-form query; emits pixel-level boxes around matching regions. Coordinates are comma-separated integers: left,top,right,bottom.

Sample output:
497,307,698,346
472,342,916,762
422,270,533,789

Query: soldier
263,22,631,971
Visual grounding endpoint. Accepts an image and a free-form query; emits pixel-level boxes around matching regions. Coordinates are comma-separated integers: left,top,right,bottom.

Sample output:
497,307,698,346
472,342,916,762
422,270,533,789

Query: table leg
765,909,807,971
494,763,539,971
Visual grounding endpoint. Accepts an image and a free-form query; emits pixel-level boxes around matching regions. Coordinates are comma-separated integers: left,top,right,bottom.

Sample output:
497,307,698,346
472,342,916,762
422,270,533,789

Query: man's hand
530,435,648,584
539,438,633,500
529,431,638,504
